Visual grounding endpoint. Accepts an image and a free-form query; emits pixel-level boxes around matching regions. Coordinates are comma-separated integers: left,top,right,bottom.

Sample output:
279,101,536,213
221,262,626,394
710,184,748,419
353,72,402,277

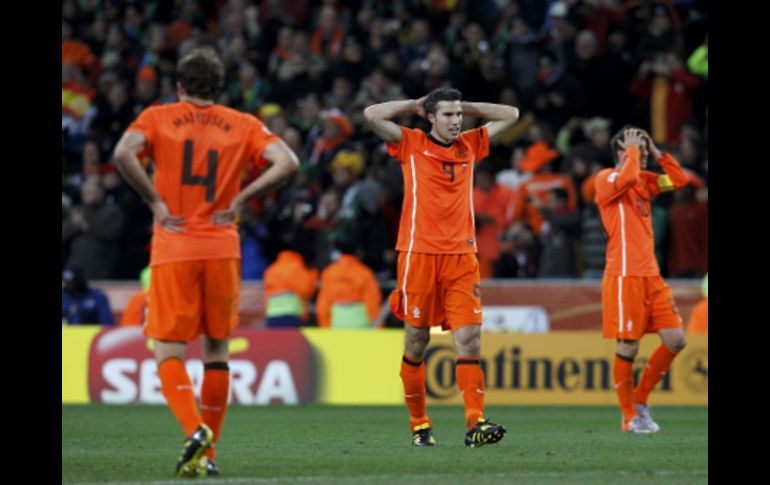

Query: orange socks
614,354,636,422
201,363,230,460
158,358,202,437
400,355,431,431
634,345,677,405
456,357,485,429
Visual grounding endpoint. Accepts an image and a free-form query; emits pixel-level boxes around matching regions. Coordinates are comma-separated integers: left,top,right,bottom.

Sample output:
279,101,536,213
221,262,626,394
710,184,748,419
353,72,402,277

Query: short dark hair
176,48,225,100
423,87,462,115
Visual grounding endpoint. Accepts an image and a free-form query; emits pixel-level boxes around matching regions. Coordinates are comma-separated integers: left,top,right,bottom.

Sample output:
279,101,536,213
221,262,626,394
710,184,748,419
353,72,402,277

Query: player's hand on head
151,200,185,233
620,128,644,149
640,130,662,159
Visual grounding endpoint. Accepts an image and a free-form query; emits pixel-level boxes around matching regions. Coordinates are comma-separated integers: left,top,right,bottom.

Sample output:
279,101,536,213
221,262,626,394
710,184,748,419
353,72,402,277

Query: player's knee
616,339,639,359
668,336,687,353
462,340,480,356
203,337,229,360
456,334,481,356
406,334,430,359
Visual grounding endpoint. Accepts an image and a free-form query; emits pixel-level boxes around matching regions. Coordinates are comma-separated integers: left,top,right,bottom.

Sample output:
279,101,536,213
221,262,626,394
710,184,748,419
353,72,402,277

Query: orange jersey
386,126,489,254
128,101,280,266
595,147,689,276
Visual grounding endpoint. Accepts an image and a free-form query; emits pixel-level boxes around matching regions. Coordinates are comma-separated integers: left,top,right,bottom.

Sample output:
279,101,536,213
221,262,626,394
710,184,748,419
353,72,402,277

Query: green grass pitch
63,404,707,484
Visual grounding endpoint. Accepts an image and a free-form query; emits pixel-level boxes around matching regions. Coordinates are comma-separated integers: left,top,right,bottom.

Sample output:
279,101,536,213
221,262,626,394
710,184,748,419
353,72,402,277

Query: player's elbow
500,107,520,131
112,141,129,162
279,149,300,174
363,106,379,124
113,142,130,165
509,107,520,124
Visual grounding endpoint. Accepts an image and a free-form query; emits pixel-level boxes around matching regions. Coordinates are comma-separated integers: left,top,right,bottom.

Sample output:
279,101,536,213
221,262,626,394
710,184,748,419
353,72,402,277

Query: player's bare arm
363,97,426,143
460,102,519,141
211,139,299,226
114,131,185,233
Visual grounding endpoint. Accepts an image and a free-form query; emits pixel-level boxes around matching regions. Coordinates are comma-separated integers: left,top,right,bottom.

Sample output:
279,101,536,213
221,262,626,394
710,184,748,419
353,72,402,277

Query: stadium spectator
667,180,707,278
62,175,124,280
62,267,115,325
316,239,382,329
473,163,516,279
535,187,580,278
120,266,150,326
263,249,318,328
687,274,708,336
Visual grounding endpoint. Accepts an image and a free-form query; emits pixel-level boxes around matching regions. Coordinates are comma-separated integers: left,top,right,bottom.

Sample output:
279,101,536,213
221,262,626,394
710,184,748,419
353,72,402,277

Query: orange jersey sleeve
595,146,640,206
644,152,691,197
386,126,490,253
128,102,280,265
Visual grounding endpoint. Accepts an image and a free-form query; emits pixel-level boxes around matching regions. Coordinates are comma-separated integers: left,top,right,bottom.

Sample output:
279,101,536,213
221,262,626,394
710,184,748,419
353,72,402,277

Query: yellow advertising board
303,329,404,404
62,328,706,405
422,333,707,405
62,326,102,403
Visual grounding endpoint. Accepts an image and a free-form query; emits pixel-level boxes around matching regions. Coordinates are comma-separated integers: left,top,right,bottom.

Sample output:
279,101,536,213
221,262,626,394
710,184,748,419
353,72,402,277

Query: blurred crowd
62,0,708,286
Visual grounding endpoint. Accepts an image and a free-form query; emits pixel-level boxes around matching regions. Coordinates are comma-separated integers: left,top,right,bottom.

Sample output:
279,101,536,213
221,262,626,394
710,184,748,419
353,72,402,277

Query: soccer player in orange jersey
364,88,519,447
114,48,299,476
595,126,690,433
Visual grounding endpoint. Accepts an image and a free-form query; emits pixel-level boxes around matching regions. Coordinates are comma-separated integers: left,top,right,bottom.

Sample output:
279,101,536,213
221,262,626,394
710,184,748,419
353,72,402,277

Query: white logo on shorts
413,307,421,319
626,320,633,332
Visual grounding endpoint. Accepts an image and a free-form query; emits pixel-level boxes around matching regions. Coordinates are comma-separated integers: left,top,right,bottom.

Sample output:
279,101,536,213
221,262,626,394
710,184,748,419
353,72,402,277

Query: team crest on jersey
412,307,421,319
608,172,618,183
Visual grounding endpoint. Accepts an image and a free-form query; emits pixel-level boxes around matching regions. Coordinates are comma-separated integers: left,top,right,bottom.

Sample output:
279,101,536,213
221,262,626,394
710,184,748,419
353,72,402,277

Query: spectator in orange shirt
473,163,515,279
316,239,381,329
120,266,151,326
687,274,708,336
511,140,577,236
263,250,318,328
